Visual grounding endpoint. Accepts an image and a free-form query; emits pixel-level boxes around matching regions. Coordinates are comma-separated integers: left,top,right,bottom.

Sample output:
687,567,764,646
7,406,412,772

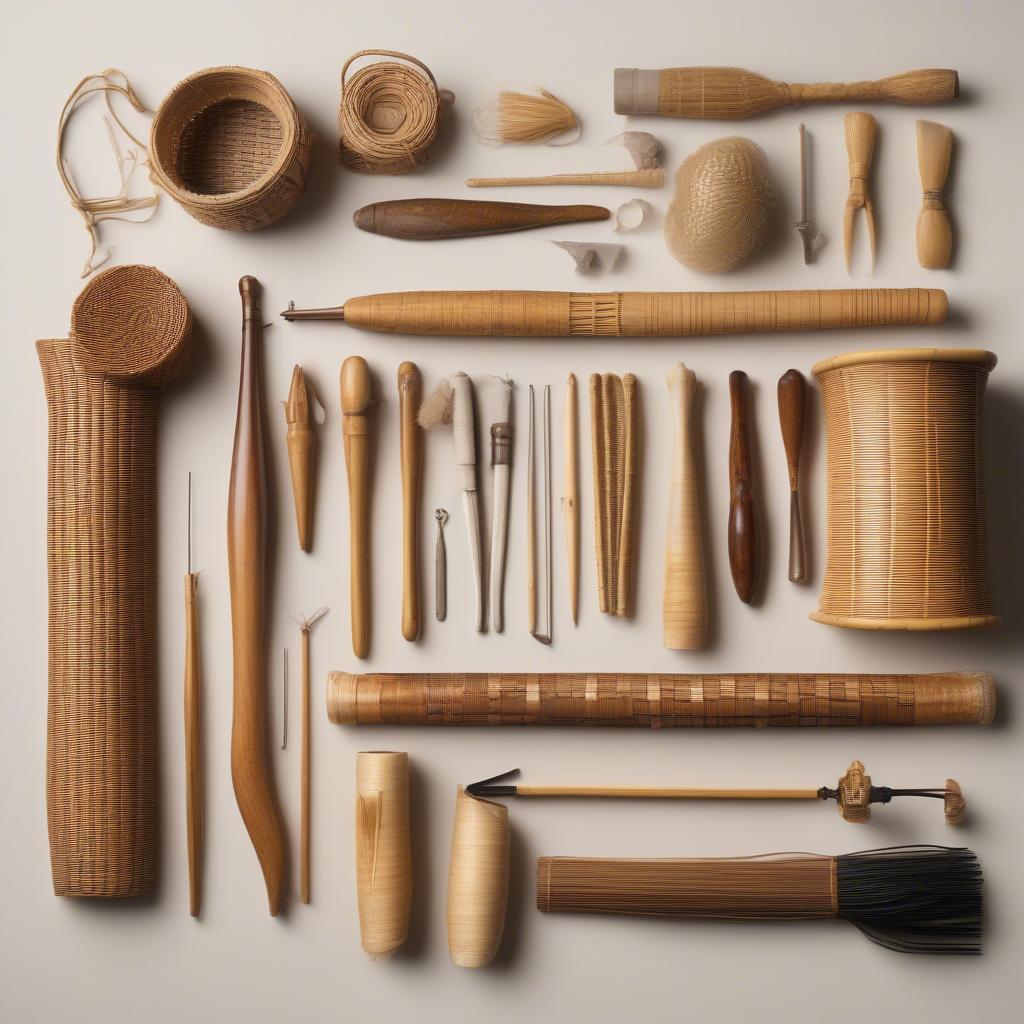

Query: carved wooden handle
777,369,806,584
342,356,373,659
398,362,421,642
728,371,757,603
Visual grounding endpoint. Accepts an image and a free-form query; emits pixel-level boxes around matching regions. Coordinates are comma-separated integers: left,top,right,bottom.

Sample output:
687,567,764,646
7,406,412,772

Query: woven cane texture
326,670,994,728
150,66,313,230
38,266,191,898
811,348,999,631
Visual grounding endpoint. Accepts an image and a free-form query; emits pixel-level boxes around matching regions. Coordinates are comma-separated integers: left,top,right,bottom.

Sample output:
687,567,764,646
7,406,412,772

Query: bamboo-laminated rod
342,357,373,658
326,670,994,728
282,288,946,337
613,67,959,119
228,276,286,916
398,362,422,642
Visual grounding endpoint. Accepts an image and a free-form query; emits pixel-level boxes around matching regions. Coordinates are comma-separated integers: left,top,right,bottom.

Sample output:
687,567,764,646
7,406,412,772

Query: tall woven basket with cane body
811,348,999,631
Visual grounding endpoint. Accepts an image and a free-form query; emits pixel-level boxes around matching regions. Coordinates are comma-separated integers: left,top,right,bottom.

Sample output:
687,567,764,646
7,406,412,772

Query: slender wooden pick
777,370,807,583
563,374,579,624
284,366,315,552
398,363,422,642
728,371,758,603
184,472,202,917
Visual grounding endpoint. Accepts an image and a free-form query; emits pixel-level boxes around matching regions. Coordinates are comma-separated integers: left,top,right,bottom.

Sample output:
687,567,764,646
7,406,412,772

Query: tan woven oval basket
149,66,313,230
811,347,1000,631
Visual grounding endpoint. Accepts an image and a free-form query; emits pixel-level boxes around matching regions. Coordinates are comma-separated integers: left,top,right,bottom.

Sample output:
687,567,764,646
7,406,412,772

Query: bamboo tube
844,113,877,271
184,570,202,916
282,287,947,337
564,374,579,624
398,362,422,642
341,357,373,658
916,120,953,269
466,169,664,188
284,365,315,552
228,276,286,916
613,67,959,119
355,752,412,959
447,788,509,968
663,364,706,649
327,670,994,728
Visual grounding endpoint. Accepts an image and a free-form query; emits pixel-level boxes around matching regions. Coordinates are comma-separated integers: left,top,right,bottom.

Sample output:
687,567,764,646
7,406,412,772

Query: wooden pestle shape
342,356,373,659
728,371,758,603
353,198,610,239
777,370,807,583
916,120,953,268
844,112,878,271
228,276,286,916
398,363,422,641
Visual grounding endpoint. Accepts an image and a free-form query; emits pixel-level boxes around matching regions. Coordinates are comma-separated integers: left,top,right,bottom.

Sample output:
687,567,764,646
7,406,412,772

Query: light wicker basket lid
811,347,997,377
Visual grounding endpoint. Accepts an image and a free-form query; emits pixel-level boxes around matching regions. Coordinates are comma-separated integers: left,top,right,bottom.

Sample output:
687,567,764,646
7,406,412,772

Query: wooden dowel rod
518,786,819,799
300,625,311,904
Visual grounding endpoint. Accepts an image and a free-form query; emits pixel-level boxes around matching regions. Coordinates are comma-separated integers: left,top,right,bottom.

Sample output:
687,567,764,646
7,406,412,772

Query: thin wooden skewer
844,112,878,272
183,472,202,917
563,374,579,624
398,363,422,642
527,386,537,637
778,370,807,583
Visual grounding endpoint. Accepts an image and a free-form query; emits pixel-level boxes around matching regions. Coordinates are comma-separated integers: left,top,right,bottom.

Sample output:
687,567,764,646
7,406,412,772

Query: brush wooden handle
614,67,959,118
663,364,706,649
564,374,579,624
844,113,877,270
332,288,945,337
466,169,664,188
354,198,610,239
778,370,807,583
184,572,202,917
342,356,373,658
916,120,953,269
327,670,995,728
398,362,421,641
728,371,757,604
228,276,286,916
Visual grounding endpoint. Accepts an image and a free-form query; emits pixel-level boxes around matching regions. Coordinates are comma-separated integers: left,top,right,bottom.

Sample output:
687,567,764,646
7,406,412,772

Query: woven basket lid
812,346,997,377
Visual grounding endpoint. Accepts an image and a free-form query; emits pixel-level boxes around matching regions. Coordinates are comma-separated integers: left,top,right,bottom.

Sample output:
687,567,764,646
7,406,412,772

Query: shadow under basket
149,65,314,231
811,347,1000,631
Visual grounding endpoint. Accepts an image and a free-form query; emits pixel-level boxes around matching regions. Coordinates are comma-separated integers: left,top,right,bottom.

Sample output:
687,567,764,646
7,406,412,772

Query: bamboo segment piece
811,348,1000,630
327,670,994,728
39,264,192,900
663,364,706,648
447,788,509,968
916,120,953,268
844,113,877,271
355,752,412,959
341,357,373,658
398,363,422,641
285,365,316,552
613,67,959,119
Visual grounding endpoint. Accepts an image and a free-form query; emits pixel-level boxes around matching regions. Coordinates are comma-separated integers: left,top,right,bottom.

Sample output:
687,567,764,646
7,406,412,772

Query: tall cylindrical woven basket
811,348,999,631
149,66,313,230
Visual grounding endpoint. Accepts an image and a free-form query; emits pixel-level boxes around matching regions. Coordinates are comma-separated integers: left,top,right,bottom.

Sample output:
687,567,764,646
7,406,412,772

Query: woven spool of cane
811,348,1000,631
38,265,192,898
339,50,453,174
447,788,509,968
149,66,313,230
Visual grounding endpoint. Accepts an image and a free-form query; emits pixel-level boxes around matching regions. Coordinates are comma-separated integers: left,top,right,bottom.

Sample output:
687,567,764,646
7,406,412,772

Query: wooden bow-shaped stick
341,357,373,658
844,112,877,271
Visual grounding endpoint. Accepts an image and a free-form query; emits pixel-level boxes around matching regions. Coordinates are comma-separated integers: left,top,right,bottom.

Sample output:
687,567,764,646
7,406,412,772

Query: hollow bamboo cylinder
811,348,1000,631
327,670,994,728
355,752,412,959
447,788,509,968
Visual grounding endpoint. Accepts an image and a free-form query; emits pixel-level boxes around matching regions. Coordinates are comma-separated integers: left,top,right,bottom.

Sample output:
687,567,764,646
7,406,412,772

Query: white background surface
2,1,1022,1021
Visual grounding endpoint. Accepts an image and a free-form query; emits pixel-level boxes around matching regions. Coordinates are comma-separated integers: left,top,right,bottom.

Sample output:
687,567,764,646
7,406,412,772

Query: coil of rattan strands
664,137,774,273
38,265,192,898
327,670,994,728
811,348,1000,631
339,50,453,174
149,66,313,230
447,788,509,968
355,752,412,958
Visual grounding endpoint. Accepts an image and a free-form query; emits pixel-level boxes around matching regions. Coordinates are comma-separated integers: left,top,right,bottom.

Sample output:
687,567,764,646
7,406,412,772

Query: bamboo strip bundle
590,373,638,616
281,287,947,337
447,788,509,968
326,670,994,728
662,364,706,649
916,120,953,268
538,846,982,954
38,265,192,898
811,348,1000,630
355,752,412,959
472,89,578,145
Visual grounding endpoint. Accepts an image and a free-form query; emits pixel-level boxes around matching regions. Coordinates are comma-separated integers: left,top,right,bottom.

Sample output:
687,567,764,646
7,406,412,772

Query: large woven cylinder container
811,348,999,631
149,66,313,231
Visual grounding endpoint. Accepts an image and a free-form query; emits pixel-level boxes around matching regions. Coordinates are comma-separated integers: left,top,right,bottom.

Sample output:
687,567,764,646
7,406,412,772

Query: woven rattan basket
149,66,313,230
811,348,999,631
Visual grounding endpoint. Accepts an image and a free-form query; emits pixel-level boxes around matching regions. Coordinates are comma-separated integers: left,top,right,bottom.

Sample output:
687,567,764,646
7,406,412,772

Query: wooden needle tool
398,363,422,642
777,370,807,583
528,384,553,644
183,471,202,917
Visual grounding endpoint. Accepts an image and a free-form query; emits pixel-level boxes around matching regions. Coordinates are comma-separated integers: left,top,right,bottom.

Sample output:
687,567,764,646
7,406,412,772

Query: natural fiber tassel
472,89,578,145
284,365,316,552
916,120,953,268
538,846,982,954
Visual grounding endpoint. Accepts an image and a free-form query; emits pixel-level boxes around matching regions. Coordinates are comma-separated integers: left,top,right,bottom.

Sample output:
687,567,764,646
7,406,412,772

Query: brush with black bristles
537,846,983,955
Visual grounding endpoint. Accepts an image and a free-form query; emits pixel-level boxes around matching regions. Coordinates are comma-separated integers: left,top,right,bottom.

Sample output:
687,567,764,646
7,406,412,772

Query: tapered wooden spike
285,365,315,552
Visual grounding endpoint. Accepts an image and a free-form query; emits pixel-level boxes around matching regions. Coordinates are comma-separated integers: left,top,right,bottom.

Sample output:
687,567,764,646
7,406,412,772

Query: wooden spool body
811,348,999,630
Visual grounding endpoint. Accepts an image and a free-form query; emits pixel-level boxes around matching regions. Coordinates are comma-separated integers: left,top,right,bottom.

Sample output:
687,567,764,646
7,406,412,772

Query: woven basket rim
810,610,1003,631
149,65,299,205
812,347,997,377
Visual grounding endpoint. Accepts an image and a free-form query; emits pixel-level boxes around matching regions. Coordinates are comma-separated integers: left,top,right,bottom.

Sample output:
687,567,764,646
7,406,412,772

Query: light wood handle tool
228,276,286,916
342,356,373,659
398,362,422,641
844,112,878,271
728,370,757,604
564,373,579,625
778,369,807,583
184,473,201,917
916,120,953,269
